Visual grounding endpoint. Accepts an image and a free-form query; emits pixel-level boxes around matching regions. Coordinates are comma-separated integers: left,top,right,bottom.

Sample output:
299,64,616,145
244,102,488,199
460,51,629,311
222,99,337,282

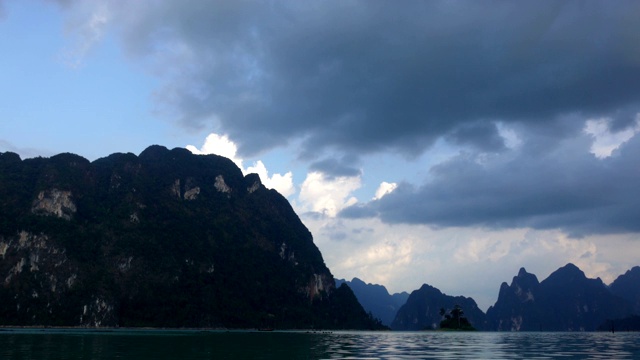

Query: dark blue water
1,329,639,359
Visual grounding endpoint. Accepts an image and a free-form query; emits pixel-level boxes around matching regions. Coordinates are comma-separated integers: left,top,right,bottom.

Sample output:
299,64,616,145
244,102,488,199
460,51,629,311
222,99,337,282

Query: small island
438,305,476,331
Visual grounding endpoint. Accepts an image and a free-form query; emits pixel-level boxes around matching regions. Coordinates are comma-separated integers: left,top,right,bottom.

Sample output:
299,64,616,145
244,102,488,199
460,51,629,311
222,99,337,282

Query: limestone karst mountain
486,264,633,331
0,146,383,329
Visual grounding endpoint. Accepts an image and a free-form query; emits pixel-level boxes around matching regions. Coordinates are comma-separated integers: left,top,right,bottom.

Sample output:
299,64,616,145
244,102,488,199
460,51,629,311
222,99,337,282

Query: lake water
1,329,639,359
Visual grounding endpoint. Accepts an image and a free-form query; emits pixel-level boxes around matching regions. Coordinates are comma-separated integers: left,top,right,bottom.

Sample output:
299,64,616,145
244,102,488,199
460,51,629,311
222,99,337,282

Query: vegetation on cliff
438,305,476,331
0,146,384,330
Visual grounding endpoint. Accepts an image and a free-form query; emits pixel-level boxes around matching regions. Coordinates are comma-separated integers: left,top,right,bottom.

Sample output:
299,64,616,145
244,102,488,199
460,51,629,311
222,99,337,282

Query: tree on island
439,305,476,331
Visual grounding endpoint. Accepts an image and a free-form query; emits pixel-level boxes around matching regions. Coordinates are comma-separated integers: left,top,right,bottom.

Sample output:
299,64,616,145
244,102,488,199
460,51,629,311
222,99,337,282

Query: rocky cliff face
0,146,379,329
485,268,543,331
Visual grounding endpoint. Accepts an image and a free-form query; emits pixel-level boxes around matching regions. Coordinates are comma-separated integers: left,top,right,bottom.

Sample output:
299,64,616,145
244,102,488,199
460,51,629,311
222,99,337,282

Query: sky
2,0,640,311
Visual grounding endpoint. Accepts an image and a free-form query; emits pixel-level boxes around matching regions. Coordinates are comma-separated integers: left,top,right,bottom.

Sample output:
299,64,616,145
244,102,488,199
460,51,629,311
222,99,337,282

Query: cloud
295,172,360,218
373,182,397,200
57,1,639,160
446,121,506,152
342,122,640,236
245,160,295,198
187,133,294,197
187,133,243,168
53,0,111,68
40,1,640,240
309,157,361,178
584,116,640,158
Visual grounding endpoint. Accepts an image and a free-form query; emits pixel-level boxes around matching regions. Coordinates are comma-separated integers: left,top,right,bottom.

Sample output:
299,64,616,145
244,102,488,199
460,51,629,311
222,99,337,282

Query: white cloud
497,122,523,150
373,181,397,200
584,116,640,158
187,133,295,197
57,1,111,68
246,160,294,197
187,133,243,168
453,234,514,263
296,172,360,217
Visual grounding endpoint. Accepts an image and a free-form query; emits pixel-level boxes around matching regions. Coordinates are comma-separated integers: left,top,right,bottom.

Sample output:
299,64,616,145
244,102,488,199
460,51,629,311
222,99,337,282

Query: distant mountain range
335,278,408,326
0,146,383,330
486,264,633,331
338,264,640,331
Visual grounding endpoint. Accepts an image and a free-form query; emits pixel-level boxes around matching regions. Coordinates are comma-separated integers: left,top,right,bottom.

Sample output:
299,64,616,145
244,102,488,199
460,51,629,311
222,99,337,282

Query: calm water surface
1,329,639,359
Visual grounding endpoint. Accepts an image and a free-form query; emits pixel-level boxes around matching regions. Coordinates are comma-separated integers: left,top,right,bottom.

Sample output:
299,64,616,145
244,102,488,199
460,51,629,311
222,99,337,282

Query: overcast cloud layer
44,0,640,236
98,1,640,157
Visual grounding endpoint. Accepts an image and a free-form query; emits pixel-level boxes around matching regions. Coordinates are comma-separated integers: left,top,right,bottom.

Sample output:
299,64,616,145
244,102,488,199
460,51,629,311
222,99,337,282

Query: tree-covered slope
0,146,382,329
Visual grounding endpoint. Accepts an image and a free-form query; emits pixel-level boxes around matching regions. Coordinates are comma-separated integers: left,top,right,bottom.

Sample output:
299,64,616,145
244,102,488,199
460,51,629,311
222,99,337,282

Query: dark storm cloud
341,131,640,236
309,157,362,178
115,0,640,158
446,122,506,152
608,107,640,132
47,0,640,236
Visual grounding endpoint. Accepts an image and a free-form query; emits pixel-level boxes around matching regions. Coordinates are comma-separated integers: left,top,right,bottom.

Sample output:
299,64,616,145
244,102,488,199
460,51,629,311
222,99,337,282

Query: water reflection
312,331,640,359
1,329,639,359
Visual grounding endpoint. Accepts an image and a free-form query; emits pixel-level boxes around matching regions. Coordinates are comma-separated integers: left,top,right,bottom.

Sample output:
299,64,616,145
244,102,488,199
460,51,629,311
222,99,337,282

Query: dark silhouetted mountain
324,283,387,330
0,146,384,330
335,277,409,326
486,263,633,331
390,284,487,330
485,267,544,331
597,315,640,332
610,266,640,314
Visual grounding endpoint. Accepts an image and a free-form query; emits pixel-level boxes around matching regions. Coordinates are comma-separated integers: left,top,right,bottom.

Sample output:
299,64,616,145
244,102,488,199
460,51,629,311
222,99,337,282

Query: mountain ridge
349,263,640,331
486,263,633,331
0,146,383,329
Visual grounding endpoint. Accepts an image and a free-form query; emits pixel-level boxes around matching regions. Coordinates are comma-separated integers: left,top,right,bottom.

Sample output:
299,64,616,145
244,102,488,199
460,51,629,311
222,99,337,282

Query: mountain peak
511,267,539,287
561,262,580,271
518,267,528,277
0,151,22,165
542,263,587,289
610,266,640,313
138,144,170,160
417,283,444,296
555,263,585,278
624,266,640,276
